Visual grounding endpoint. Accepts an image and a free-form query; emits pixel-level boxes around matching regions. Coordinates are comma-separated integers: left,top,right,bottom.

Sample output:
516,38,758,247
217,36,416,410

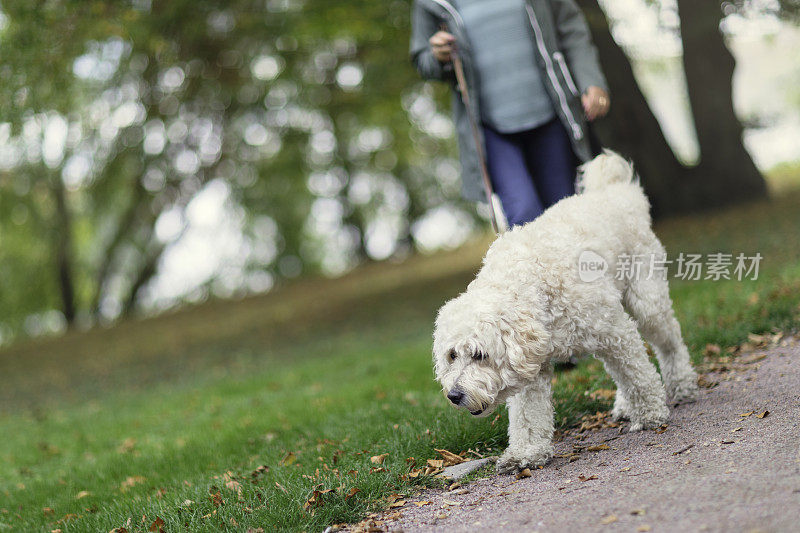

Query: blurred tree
0,0,464,338
676,0,767,206
577,0,697,217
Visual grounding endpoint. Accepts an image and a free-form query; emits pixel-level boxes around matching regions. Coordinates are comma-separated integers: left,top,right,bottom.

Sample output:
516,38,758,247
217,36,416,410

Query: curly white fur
433,150,699,474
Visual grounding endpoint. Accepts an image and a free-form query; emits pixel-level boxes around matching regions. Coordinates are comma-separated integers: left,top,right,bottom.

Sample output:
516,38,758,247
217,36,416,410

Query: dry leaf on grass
587,389,616,401
370,453,389,465
703,344,721,357
148,516,165,533
75,491,91,500
435,448,465,466
345,488,361,500
600,514,618,525
280,452,297,466
117,438,136,454
120,476,145,492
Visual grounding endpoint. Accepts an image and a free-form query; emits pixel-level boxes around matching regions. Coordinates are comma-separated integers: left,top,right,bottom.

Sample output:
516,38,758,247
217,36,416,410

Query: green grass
1,189,799,532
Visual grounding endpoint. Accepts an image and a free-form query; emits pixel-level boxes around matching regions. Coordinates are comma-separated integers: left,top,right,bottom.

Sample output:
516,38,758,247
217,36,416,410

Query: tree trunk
576,0,698,217
676,0,767,206
50,171,77,326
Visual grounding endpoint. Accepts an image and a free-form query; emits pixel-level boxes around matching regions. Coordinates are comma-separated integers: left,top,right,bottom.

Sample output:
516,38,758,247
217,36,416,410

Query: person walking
410,0,610,228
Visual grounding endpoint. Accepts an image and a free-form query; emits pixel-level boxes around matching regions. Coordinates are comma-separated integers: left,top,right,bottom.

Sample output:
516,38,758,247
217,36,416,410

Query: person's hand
582,86,610,121
429,31,455,63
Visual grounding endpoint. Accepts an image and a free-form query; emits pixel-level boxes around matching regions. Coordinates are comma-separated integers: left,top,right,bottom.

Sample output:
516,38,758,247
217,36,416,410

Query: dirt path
377,338,800,532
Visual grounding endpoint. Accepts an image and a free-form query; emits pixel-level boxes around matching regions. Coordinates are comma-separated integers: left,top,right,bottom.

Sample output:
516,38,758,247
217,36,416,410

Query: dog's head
432,287,551,416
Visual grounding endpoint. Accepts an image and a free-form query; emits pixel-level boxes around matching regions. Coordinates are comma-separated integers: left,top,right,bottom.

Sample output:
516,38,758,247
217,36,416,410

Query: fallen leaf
637,525,652,532
703,344,721,357
435,448,465,467
426,458,444,469
42,507,54,515
280,452,297,466
209,489,223,507
739,353,766,364
620,466,632,472
57,514,78,524
516,468,532,479
698,375,718,389
579,474,598,482
75,491,91,500
345,488,360,500
370,453,389,465
148,516,165,533
588,389,616,401
739,411,754,417
251,465,269,478
587,444,610,452
731,427,743,433
756,410,770,419
117,438,136,454
388,500,406,509
120,476,146,492
413,501,431,507
441,499,462,506
275,482,288,494
600,514,618,525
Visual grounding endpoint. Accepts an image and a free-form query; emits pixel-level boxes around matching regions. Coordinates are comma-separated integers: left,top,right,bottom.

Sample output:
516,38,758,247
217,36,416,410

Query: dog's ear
499,311,551,381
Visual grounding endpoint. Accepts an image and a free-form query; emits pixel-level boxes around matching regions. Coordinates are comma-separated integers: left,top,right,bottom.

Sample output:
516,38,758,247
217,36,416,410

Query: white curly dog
433,150,699,474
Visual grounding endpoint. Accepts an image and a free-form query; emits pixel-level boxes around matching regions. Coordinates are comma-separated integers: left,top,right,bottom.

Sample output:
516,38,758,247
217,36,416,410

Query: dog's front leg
497,366,554,474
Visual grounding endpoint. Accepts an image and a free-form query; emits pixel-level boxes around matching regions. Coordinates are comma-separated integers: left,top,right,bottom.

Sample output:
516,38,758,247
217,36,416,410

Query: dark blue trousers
483,118,577,227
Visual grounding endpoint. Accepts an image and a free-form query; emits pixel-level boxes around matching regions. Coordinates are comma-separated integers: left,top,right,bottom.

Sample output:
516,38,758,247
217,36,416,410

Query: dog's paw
610,392,630,421
496,442,553,474
669,376,700,405
628,403,669,432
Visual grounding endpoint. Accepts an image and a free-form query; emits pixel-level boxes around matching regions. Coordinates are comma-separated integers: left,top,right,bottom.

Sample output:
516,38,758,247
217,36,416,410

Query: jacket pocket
553,51,579,97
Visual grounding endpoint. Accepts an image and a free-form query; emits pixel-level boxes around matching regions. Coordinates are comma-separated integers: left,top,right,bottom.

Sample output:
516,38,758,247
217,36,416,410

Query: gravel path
378,338,800,533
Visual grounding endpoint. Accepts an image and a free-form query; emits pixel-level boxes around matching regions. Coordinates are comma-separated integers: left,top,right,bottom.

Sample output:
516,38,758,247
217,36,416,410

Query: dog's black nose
447,389,464,405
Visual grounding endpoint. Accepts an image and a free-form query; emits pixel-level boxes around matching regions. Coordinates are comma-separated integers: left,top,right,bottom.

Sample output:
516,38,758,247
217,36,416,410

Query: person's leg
520,119,578,208
482,125,544,227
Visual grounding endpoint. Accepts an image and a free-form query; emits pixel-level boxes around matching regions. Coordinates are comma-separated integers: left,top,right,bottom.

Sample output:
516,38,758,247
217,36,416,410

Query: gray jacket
410,0,608,202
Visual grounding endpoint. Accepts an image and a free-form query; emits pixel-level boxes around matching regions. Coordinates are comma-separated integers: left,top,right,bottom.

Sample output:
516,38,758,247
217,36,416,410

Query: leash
441,23,501,234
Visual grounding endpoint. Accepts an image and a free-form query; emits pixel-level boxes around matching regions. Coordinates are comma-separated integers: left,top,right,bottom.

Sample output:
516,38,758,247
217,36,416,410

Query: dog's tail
576,149,637,193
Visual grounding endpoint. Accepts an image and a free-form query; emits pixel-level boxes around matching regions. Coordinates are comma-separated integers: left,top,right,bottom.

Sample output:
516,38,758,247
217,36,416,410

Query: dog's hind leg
496,365,555,474
622,265,699,404
593,306,669,432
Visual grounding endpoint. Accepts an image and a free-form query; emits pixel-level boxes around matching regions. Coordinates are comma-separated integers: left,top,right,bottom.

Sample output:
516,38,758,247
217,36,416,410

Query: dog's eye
447,350,457,362
473,351,487,362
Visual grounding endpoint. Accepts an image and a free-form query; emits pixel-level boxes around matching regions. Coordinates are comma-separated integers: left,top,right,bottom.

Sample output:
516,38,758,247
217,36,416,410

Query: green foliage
0,0,468,338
